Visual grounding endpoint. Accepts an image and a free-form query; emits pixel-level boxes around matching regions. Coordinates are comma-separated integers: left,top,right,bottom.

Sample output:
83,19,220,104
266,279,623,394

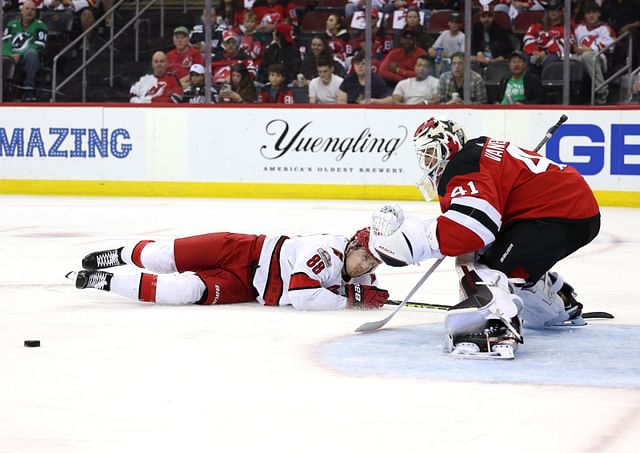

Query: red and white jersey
434,136,599,257
574,21,615,68
253,234,377,310
166,47,204,80
523,22,571,58
129,74,183,103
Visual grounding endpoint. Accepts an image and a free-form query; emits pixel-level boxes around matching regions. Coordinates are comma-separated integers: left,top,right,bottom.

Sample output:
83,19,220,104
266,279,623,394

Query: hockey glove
346,284,389,309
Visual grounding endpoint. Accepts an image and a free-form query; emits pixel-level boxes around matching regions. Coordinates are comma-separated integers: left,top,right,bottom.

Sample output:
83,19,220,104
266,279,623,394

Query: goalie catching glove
345,284,389,309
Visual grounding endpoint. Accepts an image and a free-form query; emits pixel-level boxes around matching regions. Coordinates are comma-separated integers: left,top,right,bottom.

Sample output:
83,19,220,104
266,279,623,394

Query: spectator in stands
397,7,433,53
234,10,269,67
253,0,298,34
428,11,465,76
309,56,344,104
190,6,226,53
471,4,514,69
258,22,300,85
345,0,393,20
43,0,96,49
101,0,114,28
167,26,205,89
219,0,245,28
500,1,545,19
325,13,350,51
259,63,294,103
523,0,568,74
630,74,640,102
496,50,544,104
130,51,183,104
573,1,615,104
212,30,254,78
2,0,47,101
379,27,427,85
129,51,182,104
181,63,220,104
392,55,439,104
601,0,640,69
571,0,588,22
220,62,257,103
337,51,393,104
345,8,394,71
423,0,463,11
3,0,18,13
437,51,487,104
298,35,345,87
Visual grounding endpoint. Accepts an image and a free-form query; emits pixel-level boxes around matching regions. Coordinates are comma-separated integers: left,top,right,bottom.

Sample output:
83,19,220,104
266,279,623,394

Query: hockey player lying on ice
66,229,389,310
368,116,600,359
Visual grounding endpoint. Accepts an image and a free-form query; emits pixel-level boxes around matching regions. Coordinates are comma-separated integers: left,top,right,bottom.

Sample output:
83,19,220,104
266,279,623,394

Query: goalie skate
446,318,521,360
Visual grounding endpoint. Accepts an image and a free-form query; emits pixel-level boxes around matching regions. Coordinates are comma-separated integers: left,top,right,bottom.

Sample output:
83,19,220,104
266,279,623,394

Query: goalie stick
355,257,445,333
384,300,614,320
533,114,568,152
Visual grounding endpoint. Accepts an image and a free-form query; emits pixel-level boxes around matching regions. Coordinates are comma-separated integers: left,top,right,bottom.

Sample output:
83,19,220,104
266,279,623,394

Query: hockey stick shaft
355,257,445,333
386,300,614,319
386,300,451,310
533,114,568,152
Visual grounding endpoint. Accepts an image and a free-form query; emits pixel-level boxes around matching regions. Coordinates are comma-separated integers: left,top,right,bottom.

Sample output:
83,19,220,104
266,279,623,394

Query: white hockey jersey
574,22,615,69
252,234,377,310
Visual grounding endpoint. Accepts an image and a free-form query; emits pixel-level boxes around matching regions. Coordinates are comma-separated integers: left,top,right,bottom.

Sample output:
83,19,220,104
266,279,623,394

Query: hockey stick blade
582,311,615,320
355,257,445,333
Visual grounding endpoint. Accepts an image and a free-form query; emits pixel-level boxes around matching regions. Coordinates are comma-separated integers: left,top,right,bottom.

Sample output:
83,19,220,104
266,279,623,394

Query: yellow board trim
0,179,639,207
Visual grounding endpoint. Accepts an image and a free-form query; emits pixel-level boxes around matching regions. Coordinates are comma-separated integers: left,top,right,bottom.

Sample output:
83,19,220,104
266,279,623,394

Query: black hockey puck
24,340,40,347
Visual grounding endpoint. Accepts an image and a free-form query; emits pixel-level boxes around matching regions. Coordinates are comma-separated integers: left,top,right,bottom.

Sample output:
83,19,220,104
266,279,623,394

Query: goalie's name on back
0,127,133,159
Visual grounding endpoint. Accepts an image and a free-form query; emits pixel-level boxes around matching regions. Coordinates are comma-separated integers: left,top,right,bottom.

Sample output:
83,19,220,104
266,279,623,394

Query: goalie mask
413,117,466,201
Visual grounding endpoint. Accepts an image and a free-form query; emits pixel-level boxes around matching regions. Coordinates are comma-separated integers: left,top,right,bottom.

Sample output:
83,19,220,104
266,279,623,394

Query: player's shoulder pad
438,136,486,196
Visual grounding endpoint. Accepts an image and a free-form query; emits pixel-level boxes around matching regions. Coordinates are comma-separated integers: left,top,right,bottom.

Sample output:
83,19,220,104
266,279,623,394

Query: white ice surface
1,195,639,453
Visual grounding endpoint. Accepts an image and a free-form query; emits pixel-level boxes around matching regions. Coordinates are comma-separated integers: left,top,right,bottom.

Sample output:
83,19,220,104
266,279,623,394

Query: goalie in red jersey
369,116,600,359
67,228,389,311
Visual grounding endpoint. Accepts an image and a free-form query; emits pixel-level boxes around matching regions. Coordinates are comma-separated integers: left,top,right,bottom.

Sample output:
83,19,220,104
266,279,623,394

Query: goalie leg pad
444,257,524,357
515,271,586,329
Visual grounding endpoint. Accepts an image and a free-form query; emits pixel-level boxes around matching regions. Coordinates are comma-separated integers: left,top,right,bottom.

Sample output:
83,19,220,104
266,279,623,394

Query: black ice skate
66,270,113,291
448,317,523,360
82,247,125,270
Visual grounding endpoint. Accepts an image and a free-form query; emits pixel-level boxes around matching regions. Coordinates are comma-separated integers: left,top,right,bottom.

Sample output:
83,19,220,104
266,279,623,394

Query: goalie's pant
478,214,601,284
115,233,264,305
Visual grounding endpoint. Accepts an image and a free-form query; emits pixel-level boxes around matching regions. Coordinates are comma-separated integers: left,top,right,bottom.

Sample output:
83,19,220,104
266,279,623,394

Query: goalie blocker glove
345,284,389,309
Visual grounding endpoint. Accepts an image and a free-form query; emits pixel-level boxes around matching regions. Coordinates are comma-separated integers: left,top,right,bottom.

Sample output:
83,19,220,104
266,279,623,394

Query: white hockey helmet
413,116,466,200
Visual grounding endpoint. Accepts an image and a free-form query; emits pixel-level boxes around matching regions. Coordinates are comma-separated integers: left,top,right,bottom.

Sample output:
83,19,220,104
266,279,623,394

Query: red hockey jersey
259,84,294,103
166,47,204,80
523,22,572,58
435,136,599,256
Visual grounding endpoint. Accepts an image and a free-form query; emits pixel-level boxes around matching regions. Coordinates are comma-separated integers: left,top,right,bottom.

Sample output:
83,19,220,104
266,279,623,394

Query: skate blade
65,271,77,281
451,346,515,360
